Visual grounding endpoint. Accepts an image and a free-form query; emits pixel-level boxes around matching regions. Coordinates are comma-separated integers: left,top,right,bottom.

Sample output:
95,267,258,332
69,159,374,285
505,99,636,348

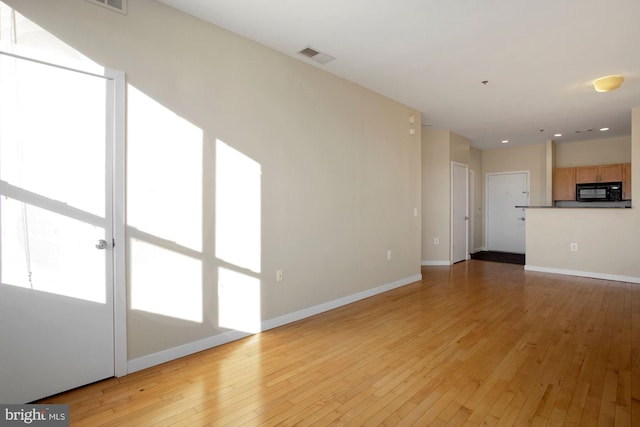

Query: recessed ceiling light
593,75,624,92
501,140,509,144
600,127,610,131
554,133,562,137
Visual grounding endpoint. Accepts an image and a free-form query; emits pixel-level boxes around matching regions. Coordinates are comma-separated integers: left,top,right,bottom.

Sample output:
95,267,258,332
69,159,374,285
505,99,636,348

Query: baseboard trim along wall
127,273,423,374
421,260,451,266
525,265,640,285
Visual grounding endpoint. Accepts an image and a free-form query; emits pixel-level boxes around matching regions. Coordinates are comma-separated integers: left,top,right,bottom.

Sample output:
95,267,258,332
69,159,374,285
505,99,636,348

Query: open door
0,50,124,403
451,162,468,263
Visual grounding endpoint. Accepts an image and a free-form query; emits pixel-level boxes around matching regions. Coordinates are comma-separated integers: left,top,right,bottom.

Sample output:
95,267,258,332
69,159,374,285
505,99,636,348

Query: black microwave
576,182,622,202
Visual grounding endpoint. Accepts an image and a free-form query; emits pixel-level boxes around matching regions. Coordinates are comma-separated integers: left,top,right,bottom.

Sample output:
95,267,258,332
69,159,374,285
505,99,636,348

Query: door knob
95,239,108,250
517,217,526,221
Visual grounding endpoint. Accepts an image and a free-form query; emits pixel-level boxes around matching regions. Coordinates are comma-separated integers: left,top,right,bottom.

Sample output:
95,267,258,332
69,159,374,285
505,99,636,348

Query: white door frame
450,161,469,263
484,170,530,252
109,67,127,377
469,169,475,254
0,46,127,378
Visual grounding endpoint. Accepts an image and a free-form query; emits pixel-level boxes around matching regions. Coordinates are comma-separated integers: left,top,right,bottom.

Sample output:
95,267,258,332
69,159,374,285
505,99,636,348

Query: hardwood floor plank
35,261,640,426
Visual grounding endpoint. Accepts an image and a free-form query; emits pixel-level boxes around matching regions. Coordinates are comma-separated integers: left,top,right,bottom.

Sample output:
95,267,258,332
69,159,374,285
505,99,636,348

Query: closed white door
0,52,116,403
486,172,529,254
451,163,468,263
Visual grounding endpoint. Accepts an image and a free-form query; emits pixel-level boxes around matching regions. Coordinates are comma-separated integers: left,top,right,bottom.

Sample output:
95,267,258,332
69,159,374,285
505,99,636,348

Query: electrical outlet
276,269,283,282
387,250,392,260
414,207,418,217
570,243,578,252
434,237,439,245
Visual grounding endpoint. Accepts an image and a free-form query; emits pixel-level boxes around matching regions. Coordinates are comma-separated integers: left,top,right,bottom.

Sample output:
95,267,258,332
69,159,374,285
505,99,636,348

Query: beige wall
421,130,472,262
525,108,640,281
482,143,547,205
450,132,470,164
421,129,451,263
554,136,631,167
6,0,422,363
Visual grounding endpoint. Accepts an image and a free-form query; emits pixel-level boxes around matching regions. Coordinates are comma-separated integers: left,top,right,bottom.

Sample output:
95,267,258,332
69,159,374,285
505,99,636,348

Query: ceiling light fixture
600,127,610,131
554,133,562,137
501,140,509,144
593,75,624,92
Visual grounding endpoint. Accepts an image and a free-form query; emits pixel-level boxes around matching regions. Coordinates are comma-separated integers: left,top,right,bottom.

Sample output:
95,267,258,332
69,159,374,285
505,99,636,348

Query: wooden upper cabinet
599,163,623,182
576,166,600,183
553,167,576,201
554,163,631,201
575,163,623,183
623,163,632,200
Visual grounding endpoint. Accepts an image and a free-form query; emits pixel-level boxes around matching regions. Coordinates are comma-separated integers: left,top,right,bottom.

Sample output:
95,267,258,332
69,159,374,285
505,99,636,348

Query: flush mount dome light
593,75,624,92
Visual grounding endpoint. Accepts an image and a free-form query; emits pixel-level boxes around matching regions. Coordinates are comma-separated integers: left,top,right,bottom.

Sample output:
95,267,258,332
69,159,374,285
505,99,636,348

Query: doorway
485,171,529,254
451,162,468,263
0,49,125,403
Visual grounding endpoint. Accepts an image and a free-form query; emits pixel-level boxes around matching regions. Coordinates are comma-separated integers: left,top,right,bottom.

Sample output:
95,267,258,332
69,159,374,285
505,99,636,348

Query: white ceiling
157,0,640,149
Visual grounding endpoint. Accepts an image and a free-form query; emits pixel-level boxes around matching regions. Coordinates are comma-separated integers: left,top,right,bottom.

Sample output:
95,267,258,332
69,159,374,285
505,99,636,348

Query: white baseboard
471,246,485,254
422,260,451,266
127,329,252,373
127,273,422,374
262,274,421,331
525,265,640,285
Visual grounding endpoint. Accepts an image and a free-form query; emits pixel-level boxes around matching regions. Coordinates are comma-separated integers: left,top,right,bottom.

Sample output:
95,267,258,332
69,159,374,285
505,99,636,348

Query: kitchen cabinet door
576,166,599,183
599,163,623,182
623,163,632,200
553,167,576,201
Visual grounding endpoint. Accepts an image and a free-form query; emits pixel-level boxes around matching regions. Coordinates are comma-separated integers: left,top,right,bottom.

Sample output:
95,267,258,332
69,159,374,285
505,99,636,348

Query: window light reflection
127,85,203,252
215,139,261,273
216,139,262,333
218,267,261,333
127,85,204,322
130,239,203,323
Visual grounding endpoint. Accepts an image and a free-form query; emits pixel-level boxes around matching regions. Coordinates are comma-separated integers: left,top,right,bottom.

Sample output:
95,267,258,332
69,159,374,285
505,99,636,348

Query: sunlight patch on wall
127,84,204,322
216,139,262,333
215,139,261,273
0,2,103,73
127,85,203,252
130,239,203,323
218,267,260,333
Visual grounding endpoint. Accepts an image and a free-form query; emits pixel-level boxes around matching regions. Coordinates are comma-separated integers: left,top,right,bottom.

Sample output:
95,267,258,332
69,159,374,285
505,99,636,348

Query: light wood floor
40,261,640,426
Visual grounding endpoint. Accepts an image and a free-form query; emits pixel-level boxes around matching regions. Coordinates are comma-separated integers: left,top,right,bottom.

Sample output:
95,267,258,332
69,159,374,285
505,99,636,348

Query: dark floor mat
470,251,525,265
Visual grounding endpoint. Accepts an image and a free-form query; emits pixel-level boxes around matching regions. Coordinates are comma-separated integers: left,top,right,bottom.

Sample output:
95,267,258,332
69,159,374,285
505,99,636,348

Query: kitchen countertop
517,200,632,208
517,205,631,208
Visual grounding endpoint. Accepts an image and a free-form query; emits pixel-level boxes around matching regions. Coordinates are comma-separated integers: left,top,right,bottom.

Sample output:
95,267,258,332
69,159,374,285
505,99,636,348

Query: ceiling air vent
299,47,320,58
297,46,335,65
86,0,127,14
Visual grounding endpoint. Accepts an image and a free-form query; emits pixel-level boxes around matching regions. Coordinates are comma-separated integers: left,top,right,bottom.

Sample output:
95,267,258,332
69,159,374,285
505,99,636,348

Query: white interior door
451,162,468,263
485,172,529,254
0,52,117,403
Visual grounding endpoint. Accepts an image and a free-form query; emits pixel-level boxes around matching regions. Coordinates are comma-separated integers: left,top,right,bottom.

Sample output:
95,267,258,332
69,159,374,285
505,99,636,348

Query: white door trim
451,162,469,263
469,169,475,254
484,170,530,252
108,67,127,377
